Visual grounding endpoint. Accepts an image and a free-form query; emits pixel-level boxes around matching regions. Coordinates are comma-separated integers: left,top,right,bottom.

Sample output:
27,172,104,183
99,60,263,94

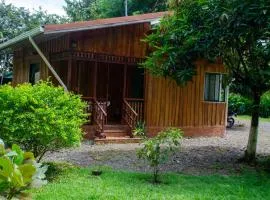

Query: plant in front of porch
132,121,146,138
137,128,182,183
0,81,88,162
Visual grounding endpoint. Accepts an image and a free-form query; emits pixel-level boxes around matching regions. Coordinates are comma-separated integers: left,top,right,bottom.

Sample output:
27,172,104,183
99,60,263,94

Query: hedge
229,92,270,118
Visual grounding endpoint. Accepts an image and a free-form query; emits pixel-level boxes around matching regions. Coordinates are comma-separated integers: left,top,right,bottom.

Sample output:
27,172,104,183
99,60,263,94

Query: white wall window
204,73,226,102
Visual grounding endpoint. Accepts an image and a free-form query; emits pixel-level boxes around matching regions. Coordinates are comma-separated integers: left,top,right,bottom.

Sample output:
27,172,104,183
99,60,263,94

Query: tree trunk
245,93,261,163
153,166,159,183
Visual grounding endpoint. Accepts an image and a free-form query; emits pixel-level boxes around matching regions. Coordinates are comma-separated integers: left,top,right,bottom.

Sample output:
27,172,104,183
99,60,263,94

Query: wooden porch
50,50,145,139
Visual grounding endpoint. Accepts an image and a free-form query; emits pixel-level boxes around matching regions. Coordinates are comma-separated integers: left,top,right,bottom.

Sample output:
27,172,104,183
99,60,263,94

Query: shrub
0,81,87,161
132,121,146,138
0,141,47,200
229,92,270,117
228,93,252,114
260,91,270,118
137,128,183,183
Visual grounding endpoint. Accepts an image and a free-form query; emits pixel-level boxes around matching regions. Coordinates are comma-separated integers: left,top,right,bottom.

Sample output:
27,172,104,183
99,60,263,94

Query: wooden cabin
0,12,227,140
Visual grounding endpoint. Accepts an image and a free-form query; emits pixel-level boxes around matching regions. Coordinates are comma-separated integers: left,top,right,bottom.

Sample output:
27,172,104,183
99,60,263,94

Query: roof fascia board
0,27,44,51
44,18,162,35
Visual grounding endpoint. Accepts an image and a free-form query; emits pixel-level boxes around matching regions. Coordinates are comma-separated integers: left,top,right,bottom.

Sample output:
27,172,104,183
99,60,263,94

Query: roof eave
0,27,44,51
44,18,162,34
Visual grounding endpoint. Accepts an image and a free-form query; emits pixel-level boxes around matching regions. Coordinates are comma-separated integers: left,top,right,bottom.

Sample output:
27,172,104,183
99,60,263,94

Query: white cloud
5,0,67,16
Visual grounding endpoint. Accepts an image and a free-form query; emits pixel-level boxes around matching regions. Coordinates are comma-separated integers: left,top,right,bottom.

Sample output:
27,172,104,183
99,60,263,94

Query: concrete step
95,137,142,144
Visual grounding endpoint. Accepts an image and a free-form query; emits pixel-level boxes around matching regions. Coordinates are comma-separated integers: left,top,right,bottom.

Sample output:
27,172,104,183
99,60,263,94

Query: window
204,73,226,102
29,63,40,84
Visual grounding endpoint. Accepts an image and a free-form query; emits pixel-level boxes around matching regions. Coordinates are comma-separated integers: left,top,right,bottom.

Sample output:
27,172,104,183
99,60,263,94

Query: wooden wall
145,60,227,137
12,49,48,85
12,22,150,86
71,23,150,58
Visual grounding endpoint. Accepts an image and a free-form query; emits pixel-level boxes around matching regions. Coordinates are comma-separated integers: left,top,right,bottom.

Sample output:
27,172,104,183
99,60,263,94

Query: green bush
0,142,47,200
228,93,252,114
260,91,270,118
137,128,183,183
0,81,87,161
132,121,146,138
229,92,270,118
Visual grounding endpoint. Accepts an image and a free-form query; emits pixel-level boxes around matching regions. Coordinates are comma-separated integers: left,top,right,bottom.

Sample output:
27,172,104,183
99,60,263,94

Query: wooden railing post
122,98,144,136
81,97,108,138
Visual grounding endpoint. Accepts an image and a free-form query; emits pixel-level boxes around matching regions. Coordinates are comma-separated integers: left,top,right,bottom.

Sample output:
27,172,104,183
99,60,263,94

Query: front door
97,63,124,124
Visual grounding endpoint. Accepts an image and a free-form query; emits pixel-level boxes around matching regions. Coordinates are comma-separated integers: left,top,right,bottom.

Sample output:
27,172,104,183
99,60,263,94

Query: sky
5,0,67,16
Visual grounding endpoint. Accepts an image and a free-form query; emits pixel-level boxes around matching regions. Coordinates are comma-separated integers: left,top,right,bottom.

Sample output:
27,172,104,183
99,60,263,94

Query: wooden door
107,63,124,123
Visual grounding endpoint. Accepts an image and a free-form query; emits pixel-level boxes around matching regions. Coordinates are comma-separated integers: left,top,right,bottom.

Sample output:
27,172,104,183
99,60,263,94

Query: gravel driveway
44,119,270,174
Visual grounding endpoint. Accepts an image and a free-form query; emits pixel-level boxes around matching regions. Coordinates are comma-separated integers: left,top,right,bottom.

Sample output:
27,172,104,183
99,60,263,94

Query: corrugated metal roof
44,12,167,34
0,12,167,50
0,27,44,50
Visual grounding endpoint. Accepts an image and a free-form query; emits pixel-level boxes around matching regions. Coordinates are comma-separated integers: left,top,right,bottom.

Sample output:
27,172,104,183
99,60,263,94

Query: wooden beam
93,61,97,99
29,36,68,91
123,63,127,99
67,58,72,90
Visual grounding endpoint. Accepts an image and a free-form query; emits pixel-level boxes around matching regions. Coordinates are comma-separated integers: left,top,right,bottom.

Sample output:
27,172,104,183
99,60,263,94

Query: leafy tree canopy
0,0,67,77
64,0,167,21
0,0,67,41
143,0,270,161
143,0,270,88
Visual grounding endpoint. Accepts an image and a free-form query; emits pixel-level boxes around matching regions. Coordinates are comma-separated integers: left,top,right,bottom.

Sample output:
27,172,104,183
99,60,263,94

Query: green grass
32,167,270,200
237,115,270,122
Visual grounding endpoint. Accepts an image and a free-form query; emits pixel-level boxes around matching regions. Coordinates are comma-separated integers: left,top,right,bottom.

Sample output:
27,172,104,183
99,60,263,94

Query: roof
44,12,166,34
0,12,167,51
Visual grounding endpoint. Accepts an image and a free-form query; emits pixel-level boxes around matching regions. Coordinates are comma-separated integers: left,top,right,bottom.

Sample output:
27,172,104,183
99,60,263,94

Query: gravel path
44,119,270,174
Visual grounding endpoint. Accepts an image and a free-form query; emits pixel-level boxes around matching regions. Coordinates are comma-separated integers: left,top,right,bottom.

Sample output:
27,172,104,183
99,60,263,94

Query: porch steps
95,136,142,144
83,124,143,144
103,125,130,137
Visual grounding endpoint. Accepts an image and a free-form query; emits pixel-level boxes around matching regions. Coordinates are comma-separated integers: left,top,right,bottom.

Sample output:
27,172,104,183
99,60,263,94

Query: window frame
204,72,227,103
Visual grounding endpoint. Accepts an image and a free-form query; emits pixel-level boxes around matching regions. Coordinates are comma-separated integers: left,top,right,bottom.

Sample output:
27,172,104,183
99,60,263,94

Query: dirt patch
44,119,270,175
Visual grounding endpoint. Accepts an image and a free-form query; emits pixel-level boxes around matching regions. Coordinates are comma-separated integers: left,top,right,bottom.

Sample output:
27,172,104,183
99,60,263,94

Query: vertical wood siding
145,61,227,130
11,22,227,136
72,23,150,58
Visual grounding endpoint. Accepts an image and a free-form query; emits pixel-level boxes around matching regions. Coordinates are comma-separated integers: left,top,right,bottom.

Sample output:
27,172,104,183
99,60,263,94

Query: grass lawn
237,115,270,123
32,166,270,200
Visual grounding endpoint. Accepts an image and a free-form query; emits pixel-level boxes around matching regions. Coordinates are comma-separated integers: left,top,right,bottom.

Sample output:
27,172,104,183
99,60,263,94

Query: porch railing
81,97,107,134
125,98,144,122
122,98,144,133
93,99,107,134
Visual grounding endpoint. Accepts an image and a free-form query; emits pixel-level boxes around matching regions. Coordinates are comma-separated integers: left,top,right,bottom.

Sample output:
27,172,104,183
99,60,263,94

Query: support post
67,57,72,90
123,63,127,99
93,61,97,99
29,36,68,91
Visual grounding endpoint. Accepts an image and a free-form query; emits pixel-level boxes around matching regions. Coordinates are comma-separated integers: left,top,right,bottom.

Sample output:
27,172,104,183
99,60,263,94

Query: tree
64,0,167,21
0,0,67,41
142,0,270,162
